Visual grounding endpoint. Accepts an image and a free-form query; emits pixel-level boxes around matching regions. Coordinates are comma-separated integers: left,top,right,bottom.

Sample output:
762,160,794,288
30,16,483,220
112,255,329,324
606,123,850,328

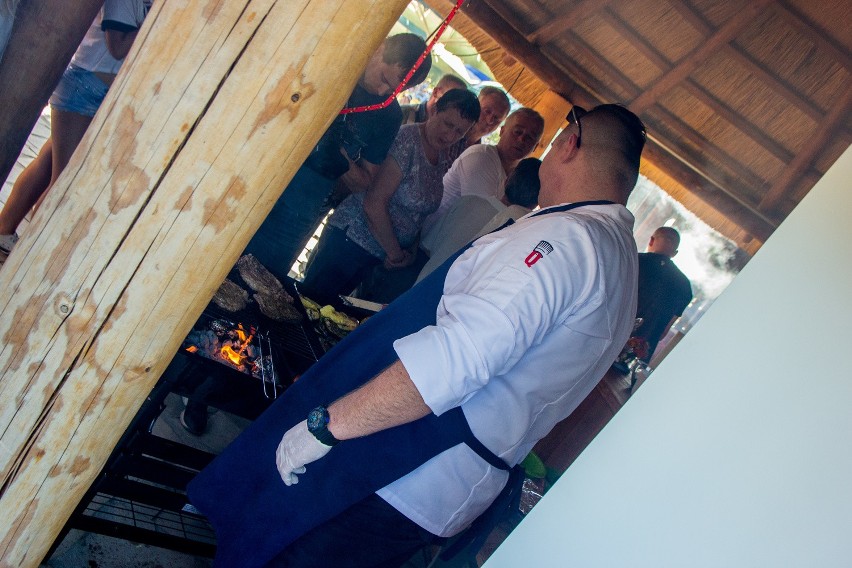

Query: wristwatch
306,406,340,446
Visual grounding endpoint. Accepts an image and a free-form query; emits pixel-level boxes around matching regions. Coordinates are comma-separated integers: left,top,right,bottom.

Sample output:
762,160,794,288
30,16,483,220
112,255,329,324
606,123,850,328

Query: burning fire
220,327,254,366
183,318,278,397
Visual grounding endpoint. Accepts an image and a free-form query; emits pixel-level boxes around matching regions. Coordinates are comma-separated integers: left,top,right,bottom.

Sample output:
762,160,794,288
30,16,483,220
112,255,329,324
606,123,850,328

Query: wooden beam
0,0,409,564
641,141,777,242
775,0,852,73
560,28,641,99
428,0,774,244
425,0,595,103
539,42,617,104
630,0,774,113
681,80,794,164
599,7,671,72
525,0,611,45
669,0,712,36
759,85,852,212
529,90,572,158
0,0,102,191
723,45,824,122
650,105,771,200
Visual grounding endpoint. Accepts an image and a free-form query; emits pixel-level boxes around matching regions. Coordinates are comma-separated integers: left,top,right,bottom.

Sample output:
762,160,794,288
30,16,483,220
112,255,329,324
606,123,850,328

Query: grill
52,273,327,560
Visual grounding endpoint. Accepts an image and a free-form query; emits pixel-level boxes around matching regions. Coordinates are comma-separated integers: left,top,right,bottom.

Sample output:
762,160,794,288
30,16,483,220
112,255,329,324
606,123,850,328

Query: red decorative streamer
339,0,465,115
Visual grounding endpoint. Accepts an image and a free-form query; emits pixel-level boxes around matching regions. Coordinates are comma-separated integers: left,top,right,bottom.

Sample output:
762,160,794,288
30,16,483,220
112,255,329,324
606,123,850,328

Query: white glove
275,419,333,486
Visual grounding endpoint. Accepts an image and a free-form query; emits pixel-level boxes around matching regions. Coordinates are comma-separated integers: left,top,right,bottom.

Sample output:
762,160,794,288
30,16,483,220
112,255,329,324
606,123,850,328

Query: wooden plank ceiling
425,0,852,252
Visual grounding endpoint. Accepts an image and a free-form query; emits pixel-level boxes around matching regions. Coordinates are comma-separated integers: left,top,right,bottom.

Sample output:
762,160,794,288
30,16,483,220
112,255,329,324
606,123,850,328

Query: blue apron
187,200,612,567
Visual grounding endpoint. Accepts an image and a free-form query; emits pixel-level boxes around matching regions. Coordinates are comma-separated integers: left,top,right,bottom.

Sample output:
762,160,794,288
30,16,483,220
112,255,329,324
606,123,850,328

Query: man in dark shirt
243,33,431,280
635,226,693,361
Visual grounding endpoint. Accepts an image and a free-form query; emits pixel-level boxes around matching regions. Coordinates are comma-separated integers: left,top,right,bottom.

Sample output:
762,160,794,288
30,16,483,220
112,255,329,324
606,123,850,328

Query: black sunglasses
567,105,588,148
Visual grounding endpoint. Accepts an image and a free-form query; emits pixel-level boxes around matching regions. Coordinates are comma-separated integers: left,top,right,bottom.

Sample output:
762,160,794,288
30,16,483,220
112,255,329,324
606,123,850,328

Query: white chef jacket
377,202,638,537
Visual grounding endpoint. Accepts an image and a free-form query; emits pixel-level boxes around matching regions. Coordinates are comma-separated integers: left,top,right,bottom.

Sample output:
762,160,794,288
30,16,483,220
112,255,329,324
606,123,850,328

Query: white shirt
418,195,529,283
421,144,506,235
377,202,638,537
71,0,151,74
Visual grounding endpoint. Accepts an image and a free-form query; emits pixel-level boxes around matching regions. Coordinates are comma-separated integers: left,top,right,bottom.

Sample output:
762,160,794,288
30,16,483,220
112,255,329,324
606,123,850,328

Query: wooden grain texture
0,0,409,564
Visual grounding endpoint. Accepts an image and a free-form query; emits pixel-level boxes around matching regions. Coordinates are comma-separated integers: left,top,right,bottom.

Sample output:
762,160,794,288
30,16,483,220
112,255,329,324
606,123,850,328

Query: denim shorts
49,65,109,117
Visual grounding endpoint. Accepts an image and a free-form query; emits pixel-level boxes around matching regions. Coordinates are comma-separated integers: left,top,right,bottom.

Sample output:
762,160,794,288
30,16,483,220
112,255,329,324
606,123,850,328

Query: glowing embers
184,318,279,398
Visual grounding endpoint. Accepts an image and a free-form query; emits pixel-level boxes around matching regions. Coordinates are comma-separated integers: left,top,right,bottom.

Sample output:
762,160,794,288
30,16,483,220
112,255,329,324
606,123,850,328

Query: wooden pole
0,0,102,188
529,90,572,158
0,0,409,564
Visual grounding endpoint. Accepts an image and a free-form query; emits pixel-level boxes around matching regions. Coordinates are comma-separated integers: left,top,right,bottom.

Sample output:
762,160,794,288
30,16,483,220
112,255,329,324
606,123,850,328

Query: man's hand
275,420,333,486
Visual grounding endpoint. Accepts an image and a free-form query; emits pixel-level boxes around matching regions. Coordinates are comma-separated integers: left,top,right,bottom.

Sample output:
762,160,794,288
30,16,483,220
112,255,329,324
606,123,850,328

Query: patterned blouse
328,123,456,259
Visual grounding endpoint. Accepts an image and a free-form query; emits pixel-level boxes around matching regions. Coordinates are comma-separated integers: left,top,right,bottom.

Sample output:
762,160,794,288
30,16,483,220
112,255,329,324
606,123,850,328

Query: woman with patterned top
301,89,480,306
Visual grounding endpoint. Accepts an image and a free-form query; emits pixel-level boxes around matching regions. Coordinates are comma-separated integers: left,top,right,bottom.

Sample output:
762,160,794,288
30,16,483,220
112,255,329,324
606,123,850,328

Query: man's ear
558,131,580,162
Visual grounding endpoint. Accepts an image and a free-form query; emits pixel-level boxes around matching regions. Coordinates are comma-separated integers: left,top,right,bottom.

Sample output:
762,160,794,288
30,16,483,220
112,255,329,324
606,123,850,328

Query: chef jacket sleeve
394,216,601,416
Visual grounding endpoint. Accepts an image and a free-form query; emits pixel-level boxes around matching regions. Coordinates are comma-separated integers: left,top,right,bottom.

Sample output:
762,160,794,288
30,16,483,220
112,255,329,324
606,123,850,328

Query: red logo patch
525,241,553,267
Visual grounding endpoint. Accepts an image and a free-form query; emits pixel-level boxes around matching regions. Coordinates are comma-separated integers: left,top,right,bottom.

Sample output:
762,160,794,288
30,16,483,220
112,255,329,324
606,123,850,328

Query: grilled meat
236,254,286,297
212,279,250,312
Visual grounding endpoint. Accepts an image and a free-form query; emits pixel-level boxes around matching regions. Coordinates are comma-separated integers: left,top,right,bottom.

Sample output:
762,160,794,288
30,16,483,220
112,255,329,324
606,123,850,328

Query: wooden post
0,0,102,188
529,89,572,158
0,0,409,564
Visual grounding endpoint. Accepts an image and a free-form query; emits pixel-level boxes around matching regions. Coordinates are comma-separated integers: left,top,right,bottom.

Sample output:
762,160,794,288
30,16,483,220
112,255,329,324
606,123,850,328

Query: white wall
486,146,852,567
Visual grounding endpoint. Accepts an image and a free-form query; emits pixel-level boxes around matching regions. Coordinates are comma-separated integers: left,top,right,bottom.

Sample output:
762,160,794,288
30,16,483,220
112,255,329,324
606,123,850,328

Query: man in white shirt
417,157,541,282
189,104,647,568
422,106,544,234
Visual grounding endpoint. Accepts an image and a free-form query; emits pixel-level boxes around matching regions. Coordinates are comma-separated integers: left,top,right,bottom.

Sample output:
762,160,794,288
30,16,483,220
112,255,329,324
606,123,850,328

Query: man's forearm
327,360,430,440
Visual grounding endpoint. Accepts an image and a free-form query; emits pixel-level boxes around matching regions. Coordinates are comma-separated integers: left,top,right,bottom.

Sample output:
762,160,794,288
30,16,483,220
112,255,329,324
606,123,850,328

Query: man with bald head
634,226,693,361
189,104,647,568
400,73,467,124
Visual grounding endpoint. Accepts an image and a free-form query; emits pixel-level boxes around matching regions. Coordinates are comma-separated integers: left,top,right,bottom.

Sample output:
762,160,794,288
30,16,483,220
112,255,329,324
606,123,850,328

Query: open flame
220,327,254,366
185,320,259,373
183,318,279,398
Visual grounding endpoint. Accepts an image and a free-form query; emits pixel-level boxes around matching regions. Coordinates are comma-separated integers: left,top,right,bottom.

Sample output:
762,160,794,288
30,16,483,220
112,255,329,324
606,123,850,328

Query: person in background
242,33,431,281
300,88,480,306
400,73,466,125
0,0,151,266
357,107,544,305
424,107,544,234
356,86,517,304
417,157,541,282
188,104,647,568
634,226,693,362
461,85,510,148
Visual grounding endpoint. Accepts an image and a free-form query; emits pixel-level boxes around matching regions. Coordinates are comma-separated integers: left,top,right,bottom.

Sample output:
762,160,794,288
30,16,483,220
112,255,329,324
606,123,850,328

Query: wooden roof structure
426,0,852,253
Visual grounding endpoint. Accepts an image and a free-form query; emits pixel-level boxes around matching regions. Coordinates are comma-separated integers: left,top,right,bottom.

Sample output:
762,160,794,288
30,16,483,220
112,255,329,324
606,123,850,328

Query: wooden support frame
0,0,409,564
629,0,774,114
759,86,852,212
524,0,612,46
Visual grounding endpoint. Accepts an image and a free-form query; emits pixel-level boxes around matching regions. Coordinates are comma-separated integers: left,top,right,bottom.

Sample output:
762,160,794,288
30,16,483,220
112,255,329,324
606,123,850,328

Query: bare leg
46,108,94,192
0,139,53,235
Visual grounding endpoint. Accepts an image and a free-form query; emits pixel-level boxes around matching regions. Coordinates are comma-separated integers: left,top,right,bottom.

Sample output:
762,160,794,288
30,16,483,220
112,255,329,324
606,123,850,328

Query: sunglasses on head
566,105,588,147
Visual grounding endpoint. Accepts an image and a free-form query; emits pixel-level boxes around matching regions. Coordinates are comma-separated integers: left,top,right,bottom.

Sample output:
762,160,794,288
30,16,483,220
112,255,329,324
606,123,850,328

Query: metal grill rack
51,280,328,560
76,492,215,557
